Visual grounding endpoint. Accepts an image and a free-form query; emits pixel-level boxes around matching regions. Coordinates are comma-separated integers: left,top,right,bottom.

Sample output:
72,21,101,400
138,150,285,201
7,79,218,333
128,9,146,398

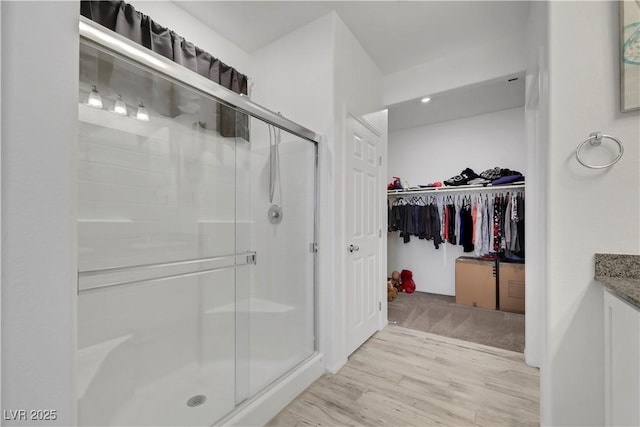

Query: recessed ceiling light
421,97,431,104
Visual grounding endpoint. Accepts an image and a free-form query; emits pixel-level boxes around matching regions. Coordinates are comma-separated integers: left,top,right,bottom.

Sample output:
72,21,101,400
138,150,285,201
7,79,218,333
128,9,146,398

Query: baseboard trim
325,357,347,374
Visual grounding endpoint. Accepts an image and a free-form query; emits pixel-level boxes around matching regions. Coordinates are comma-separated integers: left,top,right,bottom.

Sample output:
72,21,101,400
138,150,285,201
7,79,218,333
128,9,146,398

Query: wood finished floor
267,325,539,427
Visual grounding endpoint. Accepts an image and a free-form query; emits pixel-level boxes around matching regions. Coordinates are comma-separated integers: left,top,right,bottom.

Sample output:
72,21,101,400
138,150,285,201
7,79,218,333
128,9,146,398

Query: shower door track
79,17,320,145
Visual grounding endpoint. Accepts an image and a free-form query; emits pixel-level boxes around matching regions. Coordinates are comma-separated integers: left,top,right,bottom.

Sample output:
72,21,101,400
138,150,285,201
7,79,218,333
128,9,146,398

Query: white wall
250,13,335,135
129,1,250,75
387,107,526,295
331,13,385,370
333,15,384,118
1,2,79,425
544,2,640,425
383,36,527,106
388,107,526,188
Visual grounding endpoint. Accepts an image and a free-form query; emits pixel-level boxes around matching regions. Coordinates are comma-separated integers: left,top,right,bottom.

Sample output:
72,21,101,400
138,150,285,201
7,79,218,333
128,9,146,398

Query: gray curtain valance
81,0,249,138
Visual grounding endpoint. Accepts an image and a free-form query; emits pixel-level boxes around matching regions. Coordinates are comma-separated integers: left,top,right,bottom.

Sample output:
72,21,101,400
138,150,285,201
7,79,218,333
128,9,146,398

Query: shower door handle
348,244,360,253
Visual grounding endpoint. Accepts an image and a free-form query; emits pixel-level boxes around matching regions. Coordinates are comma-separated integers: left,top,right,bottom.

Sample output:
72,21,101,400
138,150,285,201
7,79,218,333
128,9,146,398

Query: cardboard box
455,257,497,310
499,262,525,314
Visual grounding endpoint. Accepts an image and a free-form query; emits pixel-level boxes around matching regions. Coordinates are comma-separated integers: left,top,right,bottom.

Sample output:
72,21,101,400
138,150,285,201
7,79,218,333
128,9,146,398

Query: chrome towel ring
575,131,624,169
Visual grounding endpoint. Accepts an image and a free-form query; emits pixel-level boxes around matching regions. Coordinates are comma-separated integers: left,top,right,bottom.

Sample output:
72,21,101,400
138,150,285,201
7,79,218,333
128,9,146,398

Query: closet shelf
387,182,525,197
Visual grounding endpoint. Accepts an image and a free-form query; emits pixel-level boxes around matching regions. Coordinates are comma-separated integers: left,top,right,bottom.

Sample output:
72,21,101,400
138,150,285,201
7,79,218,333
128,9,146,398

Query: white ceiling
175,1,531,74
388,72,525,131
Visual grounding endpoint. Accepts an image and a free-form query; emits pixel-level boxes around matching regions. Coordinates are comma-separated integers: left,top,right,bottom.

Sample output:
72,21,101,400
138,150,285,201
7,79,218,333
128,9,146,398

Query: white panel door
346,116,381,355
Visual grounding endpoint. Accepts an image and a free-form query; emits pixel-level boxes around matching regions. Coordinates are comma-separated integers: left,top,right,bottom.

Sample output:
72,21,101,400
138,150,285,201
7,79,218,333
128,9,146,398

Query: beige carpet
388,291,525,352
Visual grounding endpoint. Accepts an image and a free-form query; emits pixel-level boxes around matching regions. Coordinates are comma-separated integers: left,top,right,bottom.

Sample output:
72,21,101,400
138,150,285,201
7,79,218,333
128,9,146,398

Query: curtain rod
78,17,320,144
387,183,525,197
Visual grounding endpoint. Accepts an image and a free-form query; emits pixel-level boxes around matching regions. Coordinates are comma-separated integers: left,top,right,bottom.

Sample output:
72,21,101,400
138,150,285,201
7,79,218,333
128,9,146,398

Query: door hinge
379,301,382,311
310,242,318,253
379,228,382,238
379,155,382,166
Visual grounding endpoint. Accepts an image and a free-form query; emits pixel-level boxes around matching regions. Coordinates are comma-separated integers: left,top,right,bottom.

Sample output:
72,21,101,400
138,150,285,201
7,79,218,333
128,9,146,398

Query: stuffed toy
390,271,401,290
387,280,397,302
400,269,416,294
387,270,401,301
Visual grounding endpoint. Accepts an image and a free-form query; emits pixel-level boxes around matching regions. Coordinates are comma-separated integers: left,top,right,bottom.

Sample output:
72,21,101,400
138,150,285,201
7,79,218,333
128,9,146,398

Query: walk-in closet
386,74,527,352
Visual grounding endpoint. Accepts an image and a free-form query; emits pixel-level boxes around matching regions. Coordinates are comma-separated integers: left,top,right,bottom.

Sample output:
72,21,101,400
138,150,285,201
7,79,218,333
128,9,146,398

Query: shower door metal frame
79,17,320,145
78,15,322,415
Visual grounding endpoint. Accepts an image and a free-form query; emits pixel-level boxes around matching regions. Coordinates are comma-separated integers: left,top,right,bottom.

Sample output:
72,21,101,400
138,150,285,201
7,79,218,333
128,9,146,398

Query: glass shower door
77,37,317,427
238,117,317,399
77,41,242,426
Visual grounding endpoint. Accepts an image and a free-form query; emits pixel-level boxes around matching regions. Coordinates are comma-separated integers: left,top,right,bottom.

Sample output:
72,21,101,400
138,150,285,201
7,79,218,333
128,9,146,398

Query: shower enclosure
76,19,318,426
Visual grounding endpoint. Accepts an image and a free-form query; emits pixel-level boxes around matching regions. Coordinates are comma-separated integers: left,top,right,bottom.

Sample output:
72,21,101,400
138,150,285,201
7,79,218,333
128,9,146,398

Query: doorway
385,74,528,354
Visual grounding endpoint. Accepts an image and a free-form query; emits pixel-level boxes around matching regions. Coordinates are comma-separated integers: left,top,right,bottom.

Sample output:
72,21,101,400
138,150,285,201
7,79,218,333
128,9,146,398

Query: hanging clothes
443,202,449,243
459,198,475,253
500,193,508,251
402,202,414,243
387,199,398,233
493,195,500,252
488,195,495,252
509,194,519,253
504,192,525,259
481,195,491,256
417,203,428,240
446,201,457,245
455,195,463,244
471,201,478,245
388,199,402,232
504,195,512,252
387,188,524,258
474,196,484,257
516,193,525,257
427,201,443,249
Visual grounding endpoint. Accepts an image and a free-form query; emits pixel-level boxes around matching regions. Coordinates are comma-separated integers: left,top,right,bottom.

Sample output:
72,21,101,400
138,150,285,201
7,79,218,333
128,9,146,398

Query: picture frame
621,0,640,112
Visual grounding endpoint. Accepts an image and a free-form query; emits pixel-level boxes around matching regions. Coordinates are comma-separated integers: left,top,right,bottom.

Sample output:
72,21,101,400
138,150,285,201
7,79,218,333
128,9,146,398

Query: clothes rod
78,17,320,144
387,183,525,197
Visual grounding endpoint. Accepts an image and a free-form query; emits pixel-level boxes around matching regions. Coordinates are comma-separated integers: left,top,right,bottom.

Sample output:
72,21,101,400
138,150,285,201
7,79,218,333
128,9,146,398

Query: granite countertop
595,254,640,310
